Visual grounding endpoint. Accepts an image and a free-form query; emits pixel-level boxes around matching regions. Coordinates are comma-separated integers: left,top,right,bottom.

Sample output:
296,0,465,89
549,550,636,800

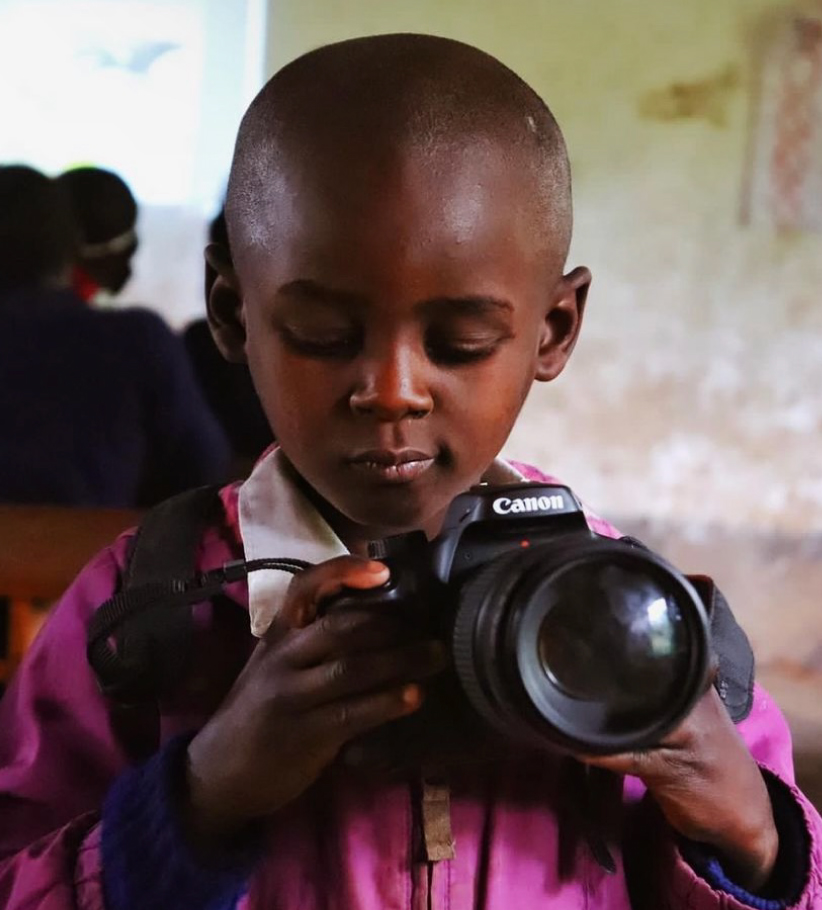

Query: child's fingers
282,640,448,707
274,556,390,630
576,687,729,775
279,610,410,667
576,750,657,776
310,683,425,743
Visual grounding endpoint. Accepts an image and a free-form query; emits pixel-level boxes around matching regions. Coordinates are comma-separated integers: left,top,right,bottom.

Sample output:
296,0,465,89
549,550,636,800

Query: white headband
79,227,137,259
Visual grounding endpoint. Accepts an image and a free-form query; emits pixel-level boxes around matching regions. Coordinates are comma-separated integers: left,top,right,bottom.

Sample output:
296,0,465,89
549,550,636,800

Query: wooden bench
0,505,140,686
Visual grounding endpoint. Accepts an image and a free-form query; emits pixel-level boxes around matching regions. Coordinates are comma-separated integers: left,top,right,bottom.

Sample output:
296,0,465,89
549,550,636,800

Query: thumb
273,556,389,631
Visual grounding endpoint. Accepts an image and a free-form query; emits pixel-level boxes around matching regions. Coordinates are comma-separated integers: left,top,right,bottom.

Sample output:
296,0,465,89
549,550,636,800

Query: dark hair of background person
56,166,139,298
0,165,77,291
183,209,274,474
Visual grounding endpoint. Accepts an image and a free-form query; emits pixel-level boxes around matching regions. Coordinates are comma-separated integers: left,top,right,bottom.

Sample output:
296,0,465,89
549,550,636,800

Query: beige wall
265,0,822,536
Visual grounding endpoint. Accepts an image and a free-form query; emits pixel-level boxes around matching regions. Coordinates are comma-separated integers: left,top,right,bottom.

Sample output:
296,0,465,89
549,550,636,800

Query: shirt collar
238,448,525,636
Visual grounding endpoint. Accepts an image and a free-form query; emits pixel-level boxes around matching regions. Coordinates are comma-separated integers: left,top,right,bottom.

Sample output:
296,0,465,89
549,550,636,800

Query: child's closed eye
278,324,362,359
424,330,509,365
275,319,511,366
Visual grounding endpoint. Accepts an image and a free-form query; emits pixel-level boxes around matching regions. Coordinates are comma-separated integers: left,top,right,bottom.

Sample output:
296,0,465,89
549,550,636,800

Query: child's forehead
233,132,567,284
231,153,566,332
265,130,525,212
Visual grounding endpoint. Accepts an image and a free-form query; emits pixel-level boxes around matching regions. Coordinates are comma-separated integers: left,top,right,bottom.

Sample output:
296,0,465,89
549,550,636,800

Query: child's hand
183,556,446,847
581,686,779,891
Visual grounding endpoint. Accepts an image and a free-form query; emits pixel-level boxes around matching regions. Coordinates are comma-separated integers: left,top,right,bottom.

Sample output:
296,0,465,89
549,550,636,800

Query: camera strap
86,486,312,760
87,554,311,701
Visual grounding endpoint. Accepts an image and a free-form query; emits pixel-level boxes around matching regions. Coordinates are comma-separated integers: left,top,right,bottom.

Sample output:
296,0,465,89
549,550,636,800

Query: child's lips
346,448,436,483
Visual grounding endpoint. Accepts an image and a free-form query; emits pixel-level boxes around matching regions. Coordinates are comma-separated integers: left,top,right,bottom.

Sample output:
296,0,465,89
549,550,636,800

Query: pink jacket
1,461,820,910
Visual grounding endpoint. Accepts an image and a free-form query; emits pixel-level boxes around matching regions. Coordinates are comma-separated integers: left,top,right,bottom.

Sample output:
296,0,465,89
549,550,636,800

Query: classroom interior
0,0,820,809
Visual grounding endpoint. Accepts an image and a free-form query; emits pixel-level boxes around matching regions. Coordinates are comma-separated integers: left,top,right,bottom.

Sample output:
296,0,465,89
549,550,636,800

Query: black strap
90,487,222,760
88,554,311,702
88,482,309,704
92,487,222,704
86,482,313,761
125,486,223,587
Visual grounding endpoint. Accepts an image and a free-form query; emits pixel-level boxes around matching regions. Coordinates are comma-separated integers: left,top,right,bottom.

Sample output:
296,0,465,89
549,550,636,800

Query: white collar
239,448,525,636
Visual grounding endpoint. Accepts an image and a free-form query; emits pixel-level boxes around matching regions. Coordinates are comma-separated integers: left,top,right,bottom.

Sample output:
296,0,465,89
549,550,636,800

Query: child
1,34,820,910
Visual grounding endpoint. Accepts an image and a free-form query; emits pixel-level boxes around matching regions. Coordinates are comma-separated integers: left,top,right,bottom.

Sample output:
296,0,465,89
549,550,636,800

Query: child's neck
288,463,444,554
283,453,517,554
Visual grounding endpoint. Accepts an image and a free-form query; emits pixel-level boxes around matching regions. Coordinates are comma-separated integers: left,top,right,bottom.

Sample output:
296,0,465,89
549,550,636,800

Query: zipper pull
420,773,456,861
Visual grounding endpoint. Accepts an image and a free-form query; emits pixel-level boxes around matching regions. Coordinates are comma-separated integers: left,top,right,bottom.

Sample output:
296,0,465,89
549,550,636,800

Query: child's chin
340,487,446,537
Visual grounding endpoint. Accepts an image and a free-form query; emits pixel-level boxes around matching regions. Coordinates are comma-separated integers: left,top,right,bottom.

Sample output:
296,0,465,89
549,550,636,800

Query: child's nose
349,346,434,421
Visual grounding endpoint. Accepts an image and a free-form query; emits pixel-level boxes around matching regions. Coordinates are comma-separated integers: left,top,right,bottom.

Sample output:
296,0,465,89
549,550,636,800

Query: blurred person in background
56,166,138,304
0,164,230,507
184,208,274,476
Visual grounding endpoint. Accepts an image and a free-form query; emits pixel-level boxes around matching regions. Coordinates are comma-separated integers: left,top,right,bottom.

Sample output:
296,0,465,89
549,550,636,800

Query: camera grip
318,576,403,617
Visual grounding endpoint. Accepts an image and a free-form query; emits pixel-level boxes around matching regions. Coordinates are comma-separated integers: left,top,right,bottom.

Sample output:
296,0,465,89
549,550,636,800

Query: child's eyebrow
278,279,513,318
277,279,365,308
420,296,514,319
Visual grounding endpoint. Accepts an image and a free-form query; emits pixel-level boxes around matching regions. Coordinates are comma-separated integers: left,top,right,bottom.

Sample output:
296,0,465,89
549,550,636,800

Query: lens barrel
451,538,711,754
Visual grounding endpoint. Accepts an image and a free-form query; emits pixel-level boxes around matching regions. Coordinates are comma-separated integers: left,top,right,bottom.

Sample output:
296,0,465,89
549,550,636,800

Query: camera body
326,482,711,767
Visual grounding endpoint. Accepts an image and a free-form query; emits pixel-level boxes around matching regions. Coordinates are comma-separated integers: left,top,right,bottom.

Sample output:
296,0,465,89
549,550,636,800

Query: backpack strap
87,486,311,762
125,485,225,586
92,486,223,760
112,485,224,694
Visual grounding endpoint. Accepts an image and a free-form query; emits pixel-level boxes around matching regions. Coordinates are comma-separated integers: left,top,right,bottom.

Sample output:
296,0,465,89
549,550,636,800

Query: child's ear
534,266,591,382
205,242,247,364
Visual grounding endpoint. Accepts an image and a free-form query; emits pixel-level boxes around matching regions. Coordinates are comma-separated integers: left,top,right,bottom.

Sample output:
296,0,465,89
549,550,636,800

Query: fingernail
402,684,423,708
366,561,389,574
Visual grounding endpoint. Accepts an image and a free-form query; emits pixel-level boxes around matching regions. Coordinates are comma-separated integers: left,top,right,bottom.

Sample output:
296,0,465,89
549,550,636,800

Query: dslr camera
326,482,711,761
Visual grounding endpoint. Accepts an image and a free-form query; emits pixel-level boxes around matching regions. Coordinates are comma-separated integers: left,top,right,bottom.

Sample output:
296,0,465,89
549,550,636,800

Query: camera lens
452,539,710,754
536,562,690,716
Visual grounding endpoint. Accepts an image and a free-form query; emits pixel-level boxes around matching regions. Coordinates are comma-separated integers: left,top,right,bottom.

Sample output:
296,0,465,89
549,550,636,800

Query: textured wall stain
639,66,740,126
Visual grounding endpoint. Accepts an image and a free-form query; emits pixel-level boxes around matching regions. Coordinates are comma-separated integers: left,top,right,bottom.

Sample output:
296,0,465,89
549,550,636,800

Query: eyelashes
278,325,502,366
279,328,361,359
425,340,500,364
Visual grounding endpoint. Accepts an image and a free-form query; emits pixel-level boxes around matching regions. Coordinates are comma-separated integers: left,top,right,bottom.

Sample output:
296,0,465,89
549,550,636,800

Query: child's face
215,140,589,540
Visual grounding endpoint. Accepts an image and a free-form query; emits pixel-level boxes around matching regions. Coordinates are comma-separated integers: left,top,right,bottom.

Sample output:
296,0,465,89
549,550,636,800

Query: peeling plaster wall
266,0,822,535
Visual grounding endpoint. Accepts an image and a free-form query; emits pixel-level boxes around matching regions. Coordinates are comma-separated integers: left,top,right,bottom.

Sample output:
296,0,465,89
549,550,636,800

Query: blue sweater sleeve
682,770,811,909
102,734,261,910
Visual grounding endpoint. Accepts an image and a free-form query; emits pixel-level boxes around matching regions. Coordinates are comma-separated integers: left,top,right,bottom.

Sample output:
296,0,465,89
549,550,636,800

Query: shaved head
226,33,572,266
210,35,590,540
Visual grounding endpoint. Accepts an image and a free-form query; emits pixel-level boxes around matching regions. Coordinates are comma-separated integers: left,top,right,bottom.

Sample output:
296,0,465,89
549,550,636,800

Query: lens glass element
537,561,690,716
